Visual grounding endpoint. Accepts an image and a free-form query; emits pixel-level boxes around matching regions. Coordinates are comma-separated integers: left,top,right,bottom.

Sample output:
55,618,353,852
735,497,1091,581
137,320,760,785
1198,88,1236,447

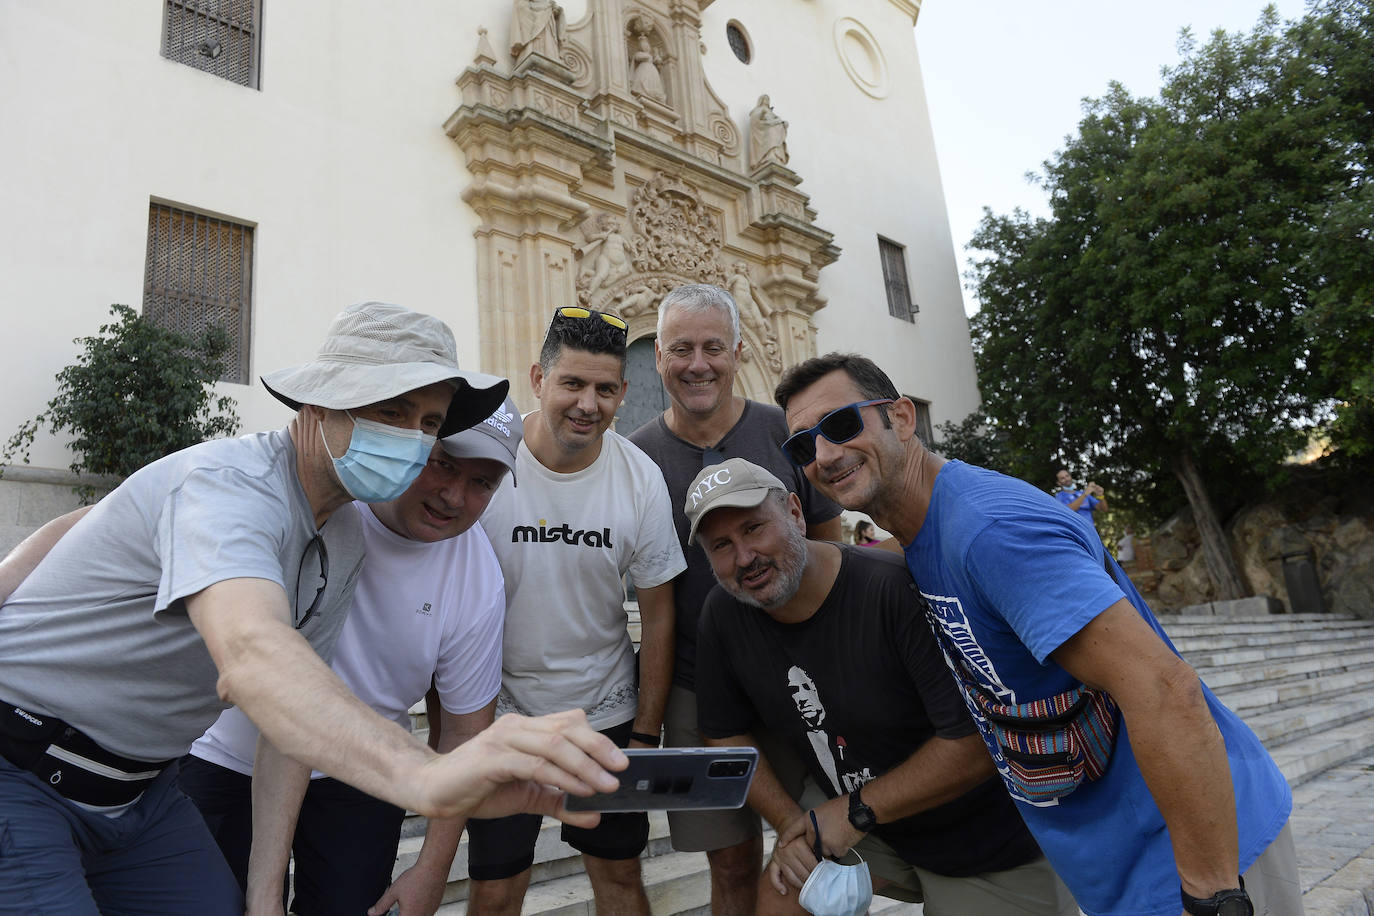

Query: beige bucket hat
261,301,509,438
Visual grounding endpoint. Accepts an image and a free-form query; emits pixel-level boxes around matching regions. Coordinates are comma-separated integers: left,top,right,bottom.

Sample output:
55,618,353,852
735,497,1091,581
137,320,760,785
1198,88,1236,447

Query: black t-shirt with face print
697,544,1042,877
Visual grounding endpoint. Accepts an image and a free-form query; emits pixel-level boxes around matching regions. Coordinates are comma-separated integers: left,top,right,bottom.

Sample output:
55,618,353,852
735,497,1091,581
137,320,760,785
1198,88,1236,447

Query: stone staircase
383,613,1374,915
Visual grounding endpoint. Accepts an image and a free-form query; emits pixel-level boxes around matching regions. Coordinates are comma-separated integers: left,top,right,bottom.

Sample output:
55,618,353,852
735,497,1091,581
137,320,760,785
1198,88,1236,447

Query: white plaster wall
1,0,974,477
698,0,980,428
0,1,502,469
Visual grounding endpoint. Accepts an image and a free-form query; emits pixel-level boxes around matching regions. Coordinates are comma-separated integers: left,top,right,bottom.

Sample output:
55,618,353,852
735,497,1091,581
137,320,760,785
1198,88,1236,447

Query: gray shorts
796,780,1078,916
670,683,802,856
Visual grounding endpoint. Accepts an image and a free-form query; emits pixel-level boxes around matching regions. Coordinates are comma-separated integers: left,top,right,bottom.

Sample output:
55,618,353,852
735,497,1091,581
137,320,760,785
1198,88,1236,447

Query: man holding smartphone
0,303,625,916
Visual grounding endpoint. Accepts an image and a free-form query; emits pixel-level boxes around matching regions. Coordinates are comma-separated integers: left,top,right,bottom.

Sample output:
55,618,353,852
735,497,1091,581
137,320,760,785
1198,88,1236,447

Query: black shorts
465,719,649,880
178,754,406,915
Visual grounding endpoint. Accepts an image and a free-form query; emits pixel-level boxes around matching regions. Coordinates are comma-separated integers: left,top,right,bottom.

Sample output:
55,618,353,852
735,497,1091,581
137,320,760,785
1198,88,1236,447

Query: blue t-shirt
1054,487,1099,527
905,461,1291,916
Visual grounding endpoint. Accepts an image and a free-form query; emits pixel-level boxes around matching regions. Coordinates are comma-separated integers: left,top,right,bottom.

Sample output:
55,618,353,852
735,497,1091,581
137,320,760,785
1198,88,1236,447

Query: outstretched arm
1052,599,1237,902
369,701,497,916
187,577,625,822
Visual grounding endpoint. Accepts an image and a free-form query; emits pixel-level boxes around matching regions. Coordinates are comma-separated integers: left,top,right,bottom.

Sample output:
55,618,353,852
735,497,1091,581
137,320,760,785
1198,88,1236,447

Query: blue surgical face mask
798,858,872,916
320,413,436,503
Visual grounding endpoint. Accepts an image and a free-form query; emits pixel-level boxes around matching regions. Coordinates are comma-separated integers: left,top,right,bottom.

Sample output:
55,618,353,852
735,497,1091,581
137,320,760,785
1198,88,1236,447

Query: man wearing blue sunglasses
774,353,1300,916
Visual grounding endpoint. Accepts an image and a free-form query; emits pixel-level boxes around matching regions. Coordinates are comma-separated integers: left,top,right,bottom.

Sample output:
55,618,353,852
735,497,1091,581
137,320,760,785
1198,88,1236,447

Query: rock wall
1127,467,1374,618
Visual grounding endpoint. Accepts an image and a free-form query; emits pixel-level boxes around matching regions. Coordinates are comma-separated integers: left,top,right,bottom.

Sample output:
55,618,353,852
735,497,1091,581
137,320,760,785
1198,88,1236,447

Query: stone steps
1165,615,1374,786
1161,615,1374,915
386,613,1374,916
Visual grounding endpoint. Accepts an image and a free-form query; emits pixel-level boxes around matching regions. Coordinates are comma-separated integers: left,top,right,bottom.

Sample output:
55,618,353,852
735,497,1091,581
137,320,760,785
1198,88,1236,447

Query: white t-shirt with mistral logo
479,430,686,729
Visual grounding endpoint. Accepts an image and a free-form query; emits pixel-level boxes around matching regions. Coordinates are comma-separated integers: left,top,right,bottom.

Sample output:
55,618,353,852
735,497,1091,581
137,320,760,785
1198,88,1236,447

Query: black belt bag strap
1,703,171,807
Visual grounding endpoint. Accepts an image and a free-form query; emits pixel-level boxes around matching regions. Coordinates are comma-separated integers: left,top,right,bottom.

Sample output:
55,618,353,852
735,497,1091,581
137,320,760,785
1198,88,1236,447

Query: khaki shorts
665,684,808,853
796,780,1078,916
1244,822,1303,916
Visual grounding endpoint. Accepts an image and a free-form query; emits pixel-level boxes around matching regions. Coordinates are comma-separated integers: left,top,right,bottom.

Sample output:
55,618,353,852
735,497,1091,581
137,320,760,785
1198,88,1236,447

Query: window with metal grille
726,22,752,64
907,396,935,447
878,237,916,322
143,203,254,384
161,0,261,89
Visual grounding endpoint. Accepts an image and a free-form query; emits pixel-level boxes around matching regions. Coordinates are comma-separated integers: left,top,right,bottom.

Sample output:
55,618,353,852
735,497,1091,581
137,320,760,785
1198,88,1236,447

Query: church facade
0,0,978,543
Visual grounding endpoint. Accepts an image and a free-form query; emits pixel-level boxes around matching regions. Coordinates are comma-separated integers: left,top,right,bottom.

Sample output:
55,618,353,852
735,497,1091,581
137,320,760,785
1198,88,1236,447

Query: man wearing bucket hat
0,303,626,915
177,395,524,916
686,458,1075,916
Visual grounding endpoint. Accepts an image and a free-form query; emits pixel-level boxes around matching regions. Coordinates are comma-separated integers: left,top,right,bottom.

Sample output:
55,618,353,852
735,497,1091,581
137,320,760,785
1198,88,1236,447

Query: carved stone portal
446,0,839,410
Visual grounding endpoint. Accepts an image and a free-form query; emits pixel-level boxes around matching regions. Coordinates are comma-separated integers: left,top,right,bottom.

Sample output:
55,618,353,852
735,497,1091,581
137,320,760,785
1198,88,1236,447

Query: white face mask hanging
797,809,873,916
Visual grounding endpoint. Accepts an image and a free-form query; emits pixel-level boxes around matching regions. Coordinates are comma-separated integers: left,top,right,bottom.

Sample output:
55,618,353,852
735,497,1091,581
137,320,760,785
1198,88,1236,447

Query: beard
726,523,808,611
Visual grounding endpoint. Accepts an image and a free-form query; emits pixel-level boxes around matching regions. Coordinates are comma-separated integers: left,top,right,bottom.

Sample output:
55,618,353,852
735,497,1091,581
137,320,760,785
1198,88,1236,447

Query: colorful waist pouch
967,679,1118,803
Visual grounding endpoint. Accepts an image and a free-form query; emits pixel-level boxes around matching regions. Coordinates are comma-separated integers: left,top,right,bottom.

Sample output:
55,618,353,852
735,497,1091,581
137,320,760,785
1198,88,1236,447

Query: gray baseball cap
440,395,523,484
685,457,787,544
261,301,509,438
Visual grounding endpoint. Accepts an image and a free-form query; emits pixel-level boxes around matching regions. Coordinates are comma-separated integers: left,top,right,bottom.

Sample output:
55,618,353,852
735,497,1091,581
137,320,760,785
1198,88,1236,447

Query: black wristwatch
1181,878,1252,916
847,788,877,832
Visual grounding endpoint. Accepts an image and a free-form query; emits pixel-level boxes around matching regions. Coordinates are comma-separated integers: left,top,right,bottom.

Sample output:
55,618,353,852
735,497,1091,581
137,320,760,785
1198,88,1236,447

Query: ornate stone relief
447,0,839,410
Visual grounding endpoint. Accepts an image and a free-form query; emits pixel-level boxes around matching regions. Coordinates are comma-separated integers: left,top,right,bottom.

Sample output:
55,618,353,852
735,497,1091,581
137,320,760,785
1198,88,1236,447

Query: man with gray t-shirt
0,303,629,916
629,284,841,916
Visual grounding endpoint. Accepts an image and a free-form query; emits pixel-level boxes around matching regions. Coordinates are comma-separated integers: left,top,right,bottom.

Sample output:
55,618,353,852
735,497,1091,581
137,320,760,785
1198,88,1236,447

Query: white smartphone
564,746,759,812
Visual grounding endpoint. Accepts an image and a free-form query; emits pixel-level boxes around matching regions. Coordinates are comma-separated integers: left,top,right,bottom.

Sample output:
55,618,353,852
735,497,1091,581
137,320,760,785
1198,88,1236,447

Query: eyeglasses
294,534,330,630
702,446,726,468
552,306,628,333
782,399,894,467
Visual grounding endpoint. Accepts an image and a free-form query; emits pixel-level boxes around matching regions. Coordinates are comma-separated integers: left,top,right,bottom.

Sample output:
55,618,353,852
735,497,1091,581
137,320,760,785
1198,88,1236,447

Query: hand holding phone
564,746,758,813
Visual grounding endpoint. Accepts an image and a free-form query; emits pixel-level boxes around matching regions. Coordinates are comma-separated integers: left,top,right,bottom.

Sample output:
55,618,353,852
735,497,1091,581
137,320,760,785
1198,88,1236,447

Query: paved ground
833,752,1374,916
1294,751,1374,915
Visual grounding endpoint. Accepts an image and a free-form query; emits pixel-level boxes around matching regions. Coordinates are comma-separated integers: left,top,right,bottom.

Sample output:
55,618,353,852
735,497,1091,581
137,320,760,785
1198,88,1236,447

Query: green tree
3,305,241,498
1289,0,1374,459
933,409,1051,485
967,5,1362,600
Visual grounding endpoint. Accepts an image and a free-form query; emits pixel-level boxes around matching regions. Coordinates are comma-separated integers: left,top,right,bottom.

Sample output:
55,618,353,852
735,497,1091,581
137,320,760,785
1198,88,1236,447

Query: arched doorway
616,336,668,438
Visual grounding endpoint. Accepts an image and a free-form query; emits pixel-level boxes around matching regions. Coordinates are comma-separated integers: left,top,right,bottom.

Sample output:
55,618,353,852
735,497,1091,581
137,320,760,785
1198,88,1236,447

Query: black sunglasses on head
782,399,894,467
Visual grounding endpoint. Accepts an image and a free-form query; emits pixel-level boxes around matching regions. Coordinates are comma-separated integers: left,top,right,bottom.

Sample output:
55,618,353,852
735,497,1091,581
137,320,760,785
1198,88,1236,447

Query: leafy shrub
2,304,241,499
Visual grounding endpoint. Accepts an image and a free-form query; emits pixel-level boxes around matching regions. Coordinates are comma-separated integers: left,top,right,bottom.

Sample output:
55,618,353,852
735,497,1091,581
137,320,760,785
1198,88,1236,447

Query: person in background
853,520,881,547
1054,468,1107,530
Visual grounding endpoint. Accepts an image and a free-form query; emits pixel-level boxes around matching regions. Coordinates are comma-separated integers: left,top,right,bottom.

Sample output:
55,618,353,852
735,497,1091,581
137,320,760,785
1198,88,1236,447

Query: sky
913,0,1311,316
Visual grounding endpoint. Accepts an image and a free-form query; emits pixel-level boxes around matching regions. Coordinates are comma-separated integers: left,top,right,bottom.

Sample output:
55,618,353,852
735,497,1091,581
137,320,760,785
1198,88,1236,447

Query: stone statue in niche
577,213,633,295
748,94,789,170
728,261,783,373
628,19,667,104
510,0,564,65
